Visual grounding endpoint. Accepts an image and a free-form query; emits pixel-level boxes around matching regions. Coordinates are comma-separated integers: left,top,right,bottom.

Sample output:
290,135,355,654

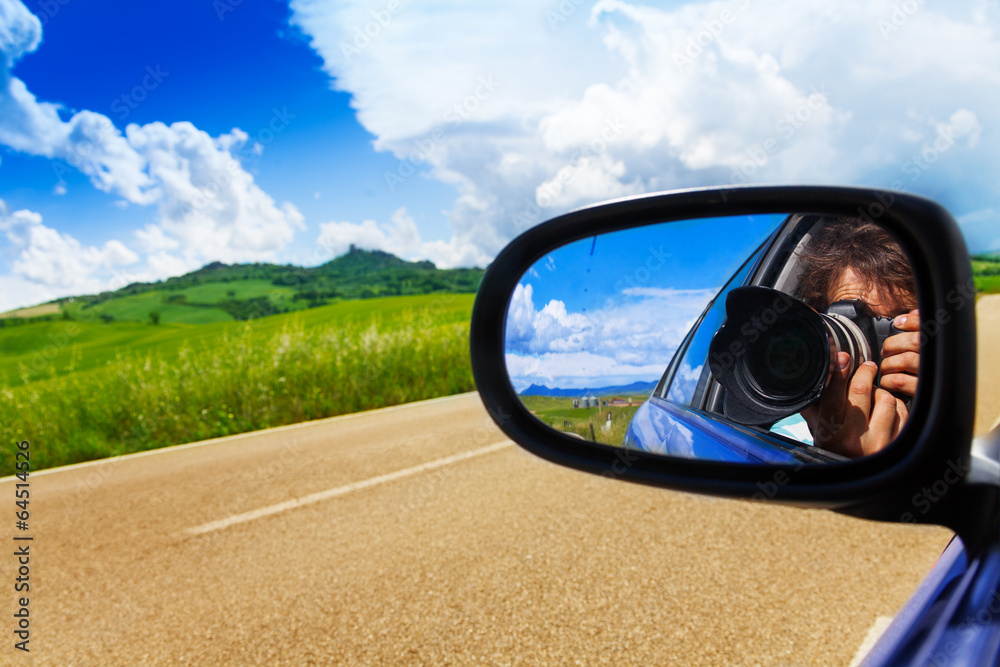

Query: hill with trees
0,246,484,326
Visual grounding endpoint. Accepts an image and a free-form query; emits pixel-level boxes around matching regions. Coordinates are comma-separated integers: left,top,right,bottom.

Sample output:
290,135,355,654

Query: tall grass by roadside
1,308,473,471
519,395,641,447
553,406,640,447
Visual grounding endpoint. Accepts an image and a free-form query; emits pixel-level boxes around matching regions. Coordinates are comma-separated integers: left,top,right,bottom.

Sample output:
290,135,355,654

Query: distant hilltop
519,380,657,398
0,248,484,324
76,248,480,305
106,247,477,299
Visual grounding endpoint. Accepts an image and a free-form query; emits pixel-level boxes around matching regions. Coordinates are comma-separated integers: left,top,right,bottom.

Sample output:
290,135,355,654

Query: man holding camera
795,220,921,459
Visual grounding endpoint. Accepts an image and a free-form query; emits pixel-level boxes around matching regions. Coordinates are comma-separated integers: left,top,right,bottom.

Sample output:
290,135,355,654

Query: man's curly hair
795,217,918,312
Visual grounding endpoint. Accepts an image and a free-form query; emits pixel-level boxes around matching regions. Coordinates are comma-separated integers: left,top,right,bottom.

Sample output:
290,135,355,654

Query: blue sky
4,0,449,240
1,0,998,311
504,214,783,390
521,214,785,313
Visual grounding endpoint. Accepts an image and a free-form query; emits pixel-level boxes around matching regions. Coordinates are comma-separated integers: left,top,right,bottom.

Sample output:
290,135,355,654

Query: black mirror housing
471,186,996,548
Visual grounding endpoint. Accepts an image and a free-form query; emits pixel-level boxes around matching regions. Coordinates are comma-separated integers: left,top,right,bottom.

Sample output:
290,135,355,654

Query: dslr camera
707,286,903,425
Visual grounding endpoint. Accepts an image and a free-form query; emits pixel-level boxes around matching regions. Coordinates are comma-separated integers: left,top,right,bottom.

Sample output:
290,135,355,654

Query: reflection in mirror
505,213,920,465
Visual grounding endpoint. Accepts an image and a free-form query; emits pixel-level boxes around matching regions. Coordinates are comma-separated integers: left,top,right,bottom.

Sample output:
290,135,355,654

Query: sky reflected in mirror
505,214,786,394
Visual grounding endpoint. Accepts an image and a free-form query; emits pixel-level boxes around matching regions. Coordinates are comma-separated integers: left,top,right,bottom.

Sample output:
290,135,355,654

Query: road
3,296,997,666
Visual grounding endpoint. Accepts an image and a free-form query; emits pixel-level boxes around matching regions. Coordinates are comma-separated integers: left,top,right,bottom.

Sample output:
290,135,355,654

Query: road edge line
848,615,894,667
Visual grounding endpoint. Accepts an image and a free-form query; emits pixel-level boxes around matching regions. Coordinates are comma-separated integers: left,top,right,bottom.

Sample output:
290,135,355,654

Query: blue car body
625,398,822,464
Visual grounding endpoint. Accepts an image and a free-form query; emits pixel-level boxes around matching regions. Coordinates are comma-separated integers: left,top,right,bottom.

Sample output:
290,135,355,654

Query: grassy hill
45,246,483,325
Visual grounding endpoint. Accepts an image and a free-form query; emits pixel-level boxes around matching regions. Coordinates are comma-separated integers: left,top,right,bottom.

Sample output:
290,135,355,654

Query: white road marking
848,615,894,667
0,391,480,483
185,440,514,536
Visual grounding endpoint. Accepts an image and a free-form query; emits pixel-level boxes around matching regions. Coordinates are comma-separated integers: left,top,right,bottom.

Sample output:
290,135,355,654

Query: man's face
826,267,916,317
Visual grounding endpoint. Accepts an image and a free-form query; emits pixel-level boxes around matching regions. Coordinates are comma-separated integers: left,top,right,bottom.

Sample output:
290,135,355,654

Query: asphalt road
3,296,998,666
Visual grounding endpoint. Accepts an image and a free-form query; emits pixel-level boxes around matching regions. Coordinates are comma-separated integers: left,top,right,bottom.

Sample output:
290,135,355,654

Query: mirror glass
505,213,921,464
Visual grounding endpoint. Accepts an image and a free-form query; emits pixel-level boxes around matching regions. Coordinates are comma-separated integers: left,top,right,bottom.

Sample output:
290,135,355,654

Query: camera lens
742,317,826,400
764,334,809,381
709,287,832,424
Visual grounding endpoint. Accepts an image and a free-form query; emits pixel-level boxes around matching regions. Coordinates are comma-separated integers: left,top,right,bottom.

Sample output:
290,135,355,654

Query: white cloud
0,0,306,298
126,122,305,265
504,281,717,389
143,251,195,281
0,0,39,67
942,108,982,148
666,361,704,404
290,0,1000,255
135,223,179,253
0,199,137,302
0,275,60,313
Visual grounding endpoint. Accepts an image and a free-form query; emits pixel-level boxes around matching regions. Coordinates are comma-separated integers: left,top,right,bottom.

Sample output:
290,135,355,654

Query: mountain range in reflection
519,380,657,397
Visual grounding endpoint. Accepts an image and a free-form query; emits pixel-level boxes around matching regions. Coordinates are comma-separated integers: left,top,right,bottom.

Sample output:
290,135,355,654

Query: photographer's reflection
792,219,919,458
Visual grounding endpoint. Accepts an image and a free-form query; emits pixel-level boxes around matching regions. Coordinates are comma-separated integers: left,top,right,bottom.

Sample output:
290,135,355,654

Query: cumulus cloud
0,199,137,309
0,0,305,306
290,0,1000,256
125,122,305,265
504,281,717,390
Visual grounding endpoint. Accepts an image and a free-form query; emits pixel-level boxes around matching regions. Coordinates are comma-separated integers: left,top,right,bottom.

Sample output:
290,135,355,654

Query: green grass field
974,256,1000,294
1,293,473,387
520,395,642,447
58,279,314,325
177,279,295,304
0,293,476,471
976,274,1000,294
62,290,231,323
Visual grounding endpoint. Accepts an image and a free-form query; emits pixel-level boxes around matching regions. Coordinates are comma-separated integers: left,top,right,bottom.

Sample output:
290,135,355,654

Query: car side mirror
471,186,999,549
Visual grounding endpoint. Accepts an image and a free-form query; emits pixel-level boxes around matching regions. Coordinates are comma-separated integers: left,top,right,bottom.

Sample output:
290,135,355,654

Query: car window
662,242,766,407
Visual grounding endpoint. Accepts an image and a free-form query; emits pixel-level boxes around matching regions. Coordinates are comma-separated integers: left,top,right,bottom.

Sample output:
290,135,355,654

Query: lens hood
708,287,831,425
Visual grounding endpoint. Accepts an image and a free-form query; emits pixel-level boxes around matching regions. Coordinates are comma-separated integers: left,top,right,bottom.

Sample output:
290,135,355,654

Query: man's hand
879,308,920,398
801,353,908,458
